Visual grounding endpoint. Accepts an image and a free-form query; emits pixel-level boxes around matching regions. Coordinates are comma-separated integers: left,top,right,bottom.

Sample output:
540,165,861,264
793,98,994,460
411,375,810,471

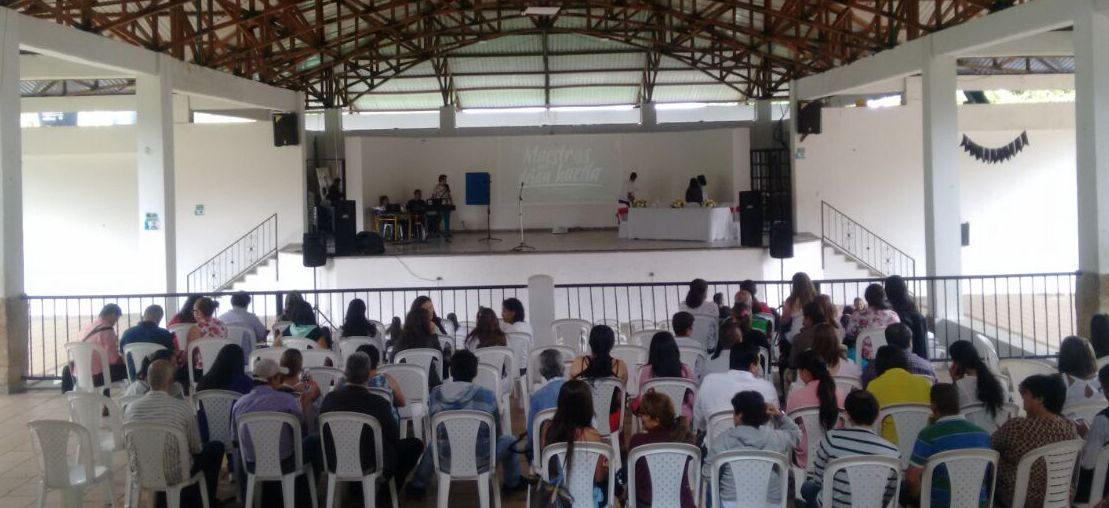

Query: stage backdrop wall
348,128,751,230
795,95,1077,276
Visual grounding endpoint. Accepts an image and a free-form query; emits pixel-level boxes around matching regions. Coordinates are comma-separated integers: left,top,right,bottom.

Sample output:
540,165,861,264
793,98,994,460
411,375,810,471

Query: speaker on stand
769,220,794,280
302,233,327,267
739,191,763,247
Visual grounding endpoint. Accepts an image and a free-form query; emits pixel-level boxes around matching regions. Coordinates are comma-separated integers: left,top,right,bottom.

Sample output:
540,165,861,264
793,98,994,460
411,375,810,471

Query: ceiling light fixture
522,6,560,16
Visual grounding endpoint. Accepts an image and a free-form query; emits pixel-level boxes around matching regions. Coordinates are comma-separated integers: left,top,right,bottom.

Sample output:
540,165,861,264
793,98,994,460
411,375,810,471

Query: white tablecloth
625,207,736,242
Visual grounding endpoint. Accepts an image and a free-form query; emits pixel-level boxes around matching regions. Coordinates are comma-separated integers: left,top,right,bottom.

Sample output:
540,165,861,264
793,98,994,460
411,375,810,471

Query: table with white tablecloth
622,206,736,242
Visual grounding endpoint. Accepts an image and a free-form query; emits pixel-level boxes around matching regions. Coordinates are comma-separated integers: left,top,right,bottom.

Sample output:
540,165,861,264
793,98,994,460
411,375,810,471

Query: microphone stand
511,181,535,252
478,178,501,243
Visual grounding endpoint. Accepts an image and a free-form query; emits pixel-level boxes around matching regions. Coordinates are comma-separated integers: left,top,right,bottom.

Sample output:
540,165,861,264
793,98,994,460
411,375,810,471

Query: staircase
186,213,279,293
821,201,916,278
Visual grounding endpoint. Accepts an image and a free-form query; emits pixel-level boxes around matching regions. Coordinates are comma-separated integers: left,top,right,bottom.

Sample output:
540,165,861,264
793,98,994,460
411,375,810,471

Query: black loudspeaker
333,200,357,255
303,233,327,267
769,221,794,259
355,231,385,255
273,112,299,147
739,191,763,247
798,102,822,135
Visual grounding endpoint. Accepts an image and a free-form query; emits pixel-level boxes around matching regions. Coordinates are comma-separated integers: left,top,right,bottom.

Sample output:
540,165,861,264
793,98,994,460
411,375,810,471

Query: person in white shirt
499,297,533,337
694,341,778,431
672,311,701,350
679,279,719,353
619,172,639,205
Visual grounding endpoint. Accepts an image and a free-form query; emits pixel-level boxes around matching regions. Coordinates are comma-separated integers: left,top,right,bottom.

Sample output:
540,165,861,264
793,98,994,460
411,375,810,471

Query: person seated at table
684,177,703,204
407,190,428,233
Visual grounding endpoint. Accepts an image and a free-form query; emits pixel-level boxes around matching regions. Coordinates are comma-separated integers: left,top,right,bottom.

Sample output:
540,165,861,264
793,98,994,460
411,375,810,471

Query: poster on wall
496,136,621,204
143,212,160,231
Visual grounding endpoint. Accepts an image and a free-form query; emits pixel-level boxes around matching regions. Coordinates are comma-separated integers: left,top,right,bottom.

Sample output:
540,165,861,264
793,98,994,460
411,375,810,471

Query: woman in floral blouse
844,283,900,347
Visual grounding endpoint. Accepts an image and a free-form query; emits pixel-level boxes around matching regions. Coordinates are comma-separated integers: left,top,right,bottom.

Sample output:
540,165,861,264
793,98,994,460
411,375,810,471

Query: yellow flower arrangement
703,199,717,208
632,199,649,208
671,199,686,208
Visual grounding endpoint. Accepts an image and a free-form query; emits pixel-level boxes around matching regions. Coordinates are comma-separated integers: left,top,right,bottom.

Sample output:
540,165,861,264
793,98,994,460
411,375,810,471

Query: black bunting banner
960,131,1030,164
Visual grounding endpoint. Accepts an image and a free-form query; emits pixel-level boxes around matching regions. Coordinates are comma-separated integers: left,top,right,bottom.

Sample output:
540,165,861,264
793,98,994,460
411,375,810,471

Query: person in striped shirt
801,390,899,508
904,383,992,507
124,359,224,507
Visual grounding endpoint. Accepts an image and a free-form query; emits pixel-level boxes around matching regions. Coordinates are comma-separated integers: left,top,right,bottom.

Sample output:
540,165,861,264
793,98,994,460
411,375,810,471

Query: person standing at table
430,174,453,240
684,177,703,204
620,172,639,206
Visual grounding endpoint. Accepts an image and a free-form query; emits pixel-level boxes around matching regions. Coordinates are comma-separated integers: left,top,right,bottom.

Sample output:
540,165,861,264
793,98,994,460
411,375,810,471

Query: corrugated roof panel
371,77,441,93
549,71,640,87
547,33,631,53
453,35,543,55
654,69,720,85
450,56,546,74
652,83,744,102
455,74,546,89
459,89,546,108
549,53,642,72
549,86,639,106
353,92,445,111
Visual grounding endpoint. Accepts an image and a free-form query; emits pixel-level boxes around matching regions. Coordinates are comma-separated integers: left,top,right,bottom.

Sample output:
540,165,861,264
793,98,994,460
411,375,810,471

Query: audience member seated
694,341,778,431
119,304,177,378
62,303,127,394
860,323,935,387
340,298,378,338
733,302,771,352
867,345,931,442
196,344,252,394
1079,364,1109,503
278,291,304,324
219,291,268,345
1060,335,1104,407
320,352,424,503
841,298,865,329
282,300,331,350
168,295,200,327
406,350,523,498
124,359,224,507
124,350,184,398
571,325,628,433
678,279,717,352
788,299,833,370
1093,314,1109,360
542,379,608,506
527,349,567,455
811,323,861,379
947,340,1009,419
231,358,322,505
629,392,696,508
708,317,740,375
465,307,507,350
705,390,800,508
186,296,227,344
412,295,450,337
903,383,992,507
630,332,694,421
500,297,534,338
406,189,428,214
885,275,930,359
737,279,773,315
801,390,899,508
357,345,406,422
781,272,817,339
391,306,445,385
993,374,1079,507
671,311,700,350
279,349,322,433
786,350,846,467
844,283,901,346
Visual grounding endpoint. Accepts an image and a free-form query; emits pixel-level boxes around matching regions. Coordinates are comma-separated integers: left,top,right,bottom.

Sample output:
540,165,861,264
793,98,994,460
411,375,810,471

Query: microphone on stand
512,180,535,252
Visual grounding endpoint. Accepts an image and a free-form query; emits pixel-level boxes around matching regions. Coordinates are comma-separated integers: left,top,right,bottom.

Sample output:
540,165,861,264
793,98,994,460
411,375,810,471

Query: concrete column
439,105,456,136
921,55,961,336
320,108,344,160
752,99,776,148
640,101,657,129
0,10,26,393
136,65,176,292
1075,2,1109,336
528,274,555,347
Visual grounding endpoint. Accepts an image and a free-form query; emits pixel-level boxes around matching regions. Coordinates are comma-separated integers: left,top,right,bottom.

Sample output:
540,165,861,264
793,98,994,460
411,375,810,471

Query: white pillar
0,10,25,392
640,101,657,129
439,105,456,135
1075,1,1109,335
528,274,555,347
921,55,961,278
136,65,176,292
752,99,776,148
321,108,344,160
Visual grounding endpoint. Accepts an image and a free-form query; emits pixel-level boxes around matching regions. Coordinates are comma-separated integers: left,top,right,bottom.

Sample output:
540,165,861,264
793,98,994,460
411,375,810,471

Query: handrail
186,213,279,293
821,201,916,277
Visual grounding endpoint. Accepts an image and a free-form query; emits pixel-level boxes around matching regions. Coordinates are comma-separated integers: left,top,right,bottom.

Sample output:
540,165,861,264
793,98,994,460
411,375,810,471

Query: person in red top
627,391,696,507
61,303,126,394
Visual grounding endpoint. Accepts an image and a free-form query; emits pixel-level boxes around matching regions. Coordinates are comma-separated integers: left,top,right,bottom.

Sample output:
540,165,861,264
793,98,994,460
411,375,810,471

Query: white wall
349,128,751,230
22,122,305,295
795,100,1077,276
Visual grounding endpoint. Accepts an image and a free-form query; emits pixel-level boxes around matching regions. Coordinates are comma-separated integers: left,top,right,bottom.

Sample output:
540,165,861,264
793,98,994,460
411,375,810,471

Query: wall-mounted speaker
273,112,300,147
797,101,822,136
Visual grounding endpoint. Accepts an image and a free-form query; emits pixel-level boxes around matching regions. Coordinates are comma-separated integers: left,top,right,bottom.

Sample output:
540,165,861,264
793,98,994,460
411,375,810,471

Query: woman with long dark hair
279,291,304,322
570,325,629,384
465,307,507,350
282,300,332,349
543,380,608,504
196,344,251,394
628,392,695,507
679,278,716,319
169,295,201,326
410,296,448,335
709,317,741,375
340,298,377,338
885,275,929,359
786,350,845,467
1058,335,1102,407
947,340,1007,418
781,272,817,331
630,332,694,420
392,306,445,385
499,297,533,337
810,323,861,379
844,283,901,345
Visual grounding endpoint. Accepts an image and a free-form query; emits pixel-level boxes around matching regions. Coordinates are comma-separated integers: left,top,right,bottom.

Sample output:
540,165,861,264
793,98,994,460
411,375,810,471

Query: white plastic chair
249,346,288,368
338,337,384,366
430,410,502,508
874,403,932,468
301,349,342,369
474,346,516,386
654,320,671,331
123,422,209,508
309,367,346,397
168,323,195,343
631,329,667,347
64,341,113,393
612,345,648,396
379,363,429,441
788,406,840,501
707,449,788,508
834,375,862,393
971,334,1002,370
122,342,167,382
237,411,319,508
820,454,902,508
589,377,625,468
757,346,772,380
506,332,532,396
628,319,655,334
29,419,115,508
1079,443,1109,508
281,337,320,351
539,441,616,508
527,407,558,506
678,346,707,381
66,392,124,465
474,363,511,431
960,402,1020,433
919,448,998,508
395,348,444,385
187,338,235,390
1065,400,1109,425
1010,439,1084,508
705,410,735,452
639,377,695,423
552,319,592,355
626,442,700,508
690,316,718,356
318,411,398,508
999,358,1056,389
194,390,241,453
368,386,394,406
226,324,255,356
854,327,888,365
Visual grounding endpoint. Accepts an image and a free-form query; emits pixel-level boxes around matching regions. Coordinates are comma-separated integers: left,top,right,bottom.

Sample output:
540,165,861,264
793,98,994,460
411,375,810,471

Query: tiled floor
0,387,538,508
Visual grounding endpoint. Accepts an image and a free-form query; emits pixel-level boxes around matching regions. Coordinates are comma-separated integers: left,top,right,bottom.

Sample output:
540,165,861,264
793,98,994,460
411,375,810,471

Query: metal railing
821,201,916,277
186,213,278,293
24,272,1079,380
